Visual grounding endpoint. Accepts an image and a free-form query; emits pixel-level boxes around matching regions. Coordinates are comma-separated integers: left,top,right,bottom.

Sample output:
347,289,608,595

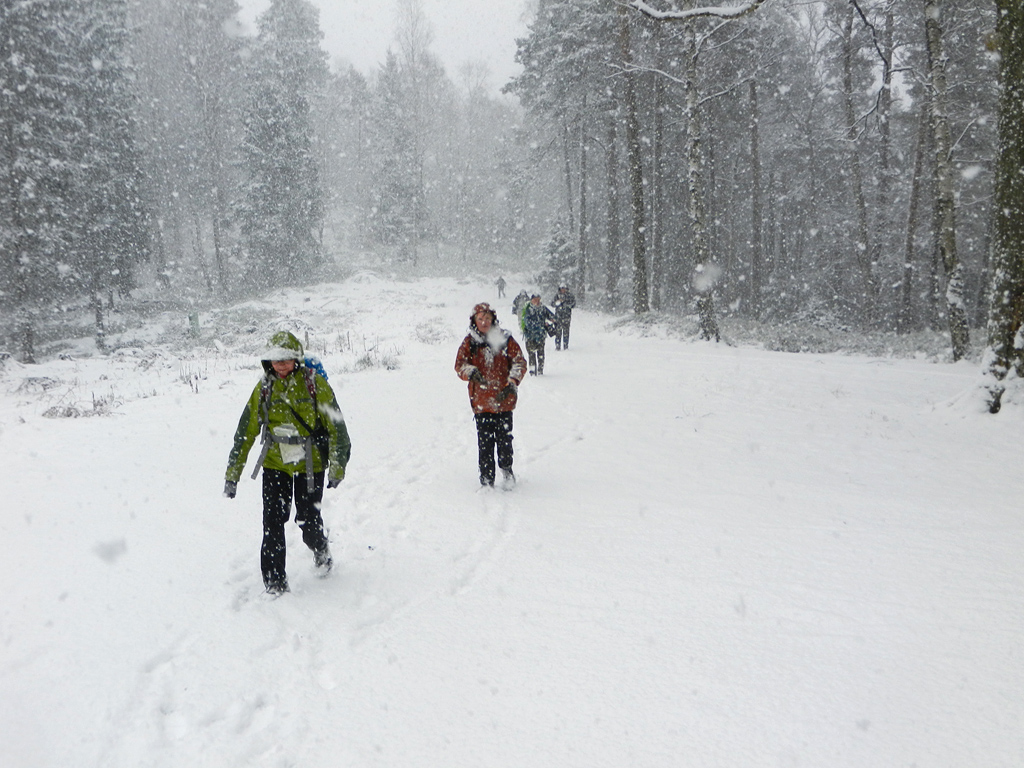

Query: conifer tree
72,0,151,349
1,0,149,358
176,0,246,292
366,52,423,256
0,0,80,361
239,0,328,290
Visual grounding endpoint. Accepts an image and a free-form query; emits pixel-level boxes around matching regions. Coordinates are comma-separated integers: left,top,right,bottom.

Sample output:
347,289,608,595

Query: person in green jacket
224,331,351,595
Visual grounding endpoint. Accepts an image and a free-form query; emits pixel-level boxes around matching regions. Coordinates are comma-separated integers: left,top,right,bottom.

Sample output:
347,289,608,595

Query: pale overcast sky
237,0,531,93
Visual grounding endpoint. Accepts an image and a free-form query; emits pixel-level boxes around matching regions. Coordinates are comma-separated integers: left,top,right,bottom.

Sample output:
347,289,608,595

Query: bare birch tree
629,0,766,337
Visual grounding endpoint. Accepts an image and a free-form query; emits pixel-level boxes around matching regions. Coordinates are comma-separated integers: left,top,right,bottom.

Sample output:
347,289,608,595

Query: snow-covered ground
1,274,1021,768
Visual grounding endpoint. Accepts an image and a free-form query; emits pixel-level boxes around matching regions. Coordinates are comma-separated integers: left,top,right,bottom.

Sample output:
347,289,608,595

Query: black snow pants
261,468,328,589
555,315,571,349
475,412,514,485
525,338,546,375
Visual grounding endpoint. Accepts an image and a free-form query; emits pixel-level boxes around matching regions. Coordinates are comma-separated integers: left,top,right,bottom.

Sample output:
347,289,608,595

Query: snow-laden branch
627,0,767,21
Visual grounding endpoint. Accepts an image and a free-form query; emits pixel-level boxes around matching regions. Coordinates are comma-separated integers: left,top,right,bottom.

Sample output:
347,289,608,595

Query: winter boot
314,546,333,576
265,580,289,596
500,468,516,489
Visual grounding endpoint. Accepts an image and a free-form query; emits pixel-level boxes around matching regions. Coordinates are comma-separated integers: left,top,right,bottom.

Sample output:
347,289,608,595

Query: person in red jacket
455,302,527,488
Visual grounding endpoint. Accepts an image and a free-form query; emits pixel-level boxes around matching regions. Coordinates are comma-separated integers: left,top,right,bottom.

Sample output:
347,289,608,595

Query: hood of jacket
261,330,304,374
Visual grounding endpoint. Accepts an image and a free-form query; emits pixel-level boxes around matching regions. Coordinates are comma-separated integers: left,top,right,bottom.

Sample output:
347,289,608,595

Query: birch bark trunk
924,0,971,361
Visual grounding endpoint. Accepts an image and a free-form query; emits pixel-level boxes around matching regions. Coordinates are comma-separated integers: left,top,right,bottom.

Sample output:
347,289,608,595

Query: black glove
328,468,345,489
328,477,342,489
499,382,517,401
468,367,485,385
223,480,237,499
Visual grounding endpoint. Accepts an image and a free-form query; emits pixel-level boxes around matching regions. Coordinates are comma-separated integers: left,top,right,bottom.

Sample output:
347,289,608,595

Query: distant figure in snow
551,284,576,350
496,275,507,298
522,294,556,375
455,302,527,488
511,289,529,328
223,331,351,596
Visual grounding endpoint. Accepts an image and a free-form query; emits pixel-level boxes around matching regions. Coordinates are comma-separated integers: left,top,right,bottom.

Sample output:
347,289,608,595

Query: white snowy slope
1,274,1021,768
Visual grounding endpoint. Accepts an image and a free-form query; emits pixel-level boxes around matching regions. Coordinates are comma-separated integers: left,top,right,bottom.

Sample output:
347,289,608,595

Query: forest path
1,276,1021,768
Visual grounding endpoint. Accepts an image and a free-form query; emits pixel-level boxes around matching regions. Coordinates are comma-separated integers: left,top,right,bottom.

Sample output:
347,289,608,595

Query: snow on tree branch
627,0,767,21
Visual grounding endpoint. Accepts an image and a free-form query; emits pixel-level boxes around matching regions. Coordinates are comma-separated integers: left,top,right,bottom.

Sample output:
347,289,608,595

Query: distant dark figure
496,276,507,298
511,290,529,327
552,284,576,350
522,294,556,375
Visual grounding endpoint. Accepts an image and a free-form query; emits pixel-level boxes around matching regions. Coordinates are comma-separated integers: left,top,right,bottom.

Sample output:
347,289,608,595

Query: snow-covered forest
1,0,1023,386
0,0,1019,376
2,275,1022,767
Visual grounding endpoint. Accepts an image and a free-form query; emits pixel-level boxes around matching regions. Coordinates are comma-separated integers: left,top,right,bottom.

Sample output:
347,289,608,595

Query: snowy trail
2,275,1022,767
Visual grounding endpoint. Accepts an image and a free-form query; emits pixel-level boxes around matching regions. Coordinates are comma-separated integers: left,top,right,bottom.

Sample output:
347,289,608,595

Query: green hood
261,331,304,373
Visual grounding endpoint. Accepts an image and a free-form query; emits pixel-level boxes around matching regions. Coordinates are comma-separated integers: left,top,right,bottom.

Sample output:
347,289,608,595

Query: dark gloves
328,468,345,489
468,367,485,385
499,382,518,401
223,480,237,499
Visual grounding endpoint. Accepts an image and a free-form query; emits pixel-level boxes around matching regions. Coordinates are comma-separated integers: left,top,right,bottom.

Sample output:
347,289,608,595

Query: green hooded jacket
225,331,351,484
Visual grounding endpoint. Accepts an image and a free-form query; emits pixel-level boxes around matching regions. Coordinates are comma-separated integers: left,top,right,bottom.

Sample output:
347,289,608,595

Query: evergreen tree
508,0,620,300
0,0,81,361
367,52,424,256
176,0,246,292
239,0,328,290
1,0,148,358
317,65,373,246
538,220,577,297
72,0,151,349
128,0,246,297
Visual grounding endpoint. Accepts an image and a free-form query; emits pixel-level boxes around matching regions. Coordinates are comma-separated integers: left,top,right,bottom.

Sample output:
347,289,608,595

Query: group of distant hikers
223,280,576,597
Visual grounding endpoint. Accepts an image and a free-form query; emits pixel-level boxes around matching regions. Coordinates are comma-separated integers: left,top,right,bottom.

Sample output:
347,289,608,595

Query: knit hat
471,302,498,326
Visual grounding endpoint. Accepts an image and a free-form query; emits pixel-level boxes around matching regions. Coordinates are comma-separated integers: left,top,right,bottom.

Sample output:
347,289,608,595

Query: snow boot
314,546,333,576
265,580,289,597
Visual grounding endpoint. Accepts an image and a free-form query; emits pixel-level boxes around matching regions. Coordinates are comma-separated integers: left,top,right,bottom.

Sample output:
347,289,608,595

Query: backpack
304,355,328,381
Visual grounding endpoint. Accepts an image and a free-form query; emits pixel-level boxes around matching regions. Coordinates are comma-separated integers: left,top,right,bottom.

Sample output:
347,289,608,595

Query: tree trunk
840,4,876,324
878,4,895,327
17,312,36,365
193,211,214,293
684,23,719,341
650,32,666,311
577,105,588,302
620,5,649,314
924,0,971,361
898,105,929,334
212,177,228,291
982,0,1024,412
93,292,107,353
604,112,622,309
748,79,764,317
563,120,576,238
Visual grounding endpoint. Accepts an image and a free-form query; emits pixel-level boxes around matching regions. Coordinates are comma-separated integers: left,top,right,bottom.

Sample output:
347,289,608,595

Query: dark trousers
475,412,514,484
525,338,546,374
555,316,571,349
261,468,328,589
